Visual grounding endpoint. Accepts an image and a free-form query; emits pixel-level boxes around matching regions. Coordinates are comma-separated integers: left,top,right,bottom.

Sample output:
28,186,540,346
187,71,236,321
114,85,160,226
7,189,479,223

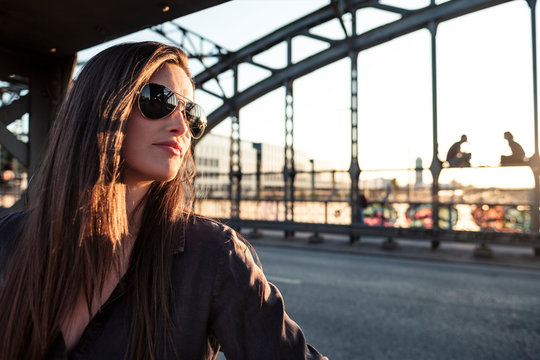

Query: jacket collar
172,218,187,254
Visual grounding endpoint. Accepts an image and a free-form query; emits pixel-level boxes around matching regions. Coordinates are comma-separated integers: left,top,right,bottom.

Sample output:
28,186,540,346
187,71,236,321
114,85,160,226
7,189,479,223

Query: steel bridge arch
188,0,540,238
195,0,512,133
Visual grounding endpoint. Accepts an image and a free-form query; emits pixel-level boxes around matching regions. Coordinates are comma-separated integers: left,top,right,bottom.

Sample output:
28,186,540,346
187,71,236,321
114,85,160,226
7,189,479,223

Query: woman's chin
154,170,180,183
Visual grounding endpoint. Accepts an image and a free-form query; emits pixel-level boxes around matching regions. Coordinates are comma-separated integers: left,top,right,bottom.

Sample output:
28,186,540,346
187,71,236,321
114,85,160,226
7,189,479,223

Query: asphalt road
220,245,540,360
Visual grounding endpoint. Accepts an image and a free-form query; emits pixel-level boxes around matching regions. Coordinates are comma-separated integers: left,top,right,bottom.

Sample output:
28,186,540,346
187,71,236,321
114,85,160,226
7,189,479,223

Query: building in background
194,133,327,199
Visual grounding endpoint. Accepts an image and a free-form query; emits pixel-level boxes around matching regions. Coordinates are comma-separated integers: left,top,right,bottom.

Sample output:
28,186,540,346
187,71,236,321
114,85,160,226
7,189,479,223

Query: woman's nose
167,108,189,137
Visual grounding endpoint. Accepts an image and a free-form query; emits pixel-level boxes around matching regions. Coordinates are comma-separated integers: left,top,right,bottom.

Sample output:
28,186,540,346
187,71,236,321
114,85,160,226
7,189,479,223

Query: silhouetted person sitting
501,131,526,166
358,193,368,223
446,134,471,167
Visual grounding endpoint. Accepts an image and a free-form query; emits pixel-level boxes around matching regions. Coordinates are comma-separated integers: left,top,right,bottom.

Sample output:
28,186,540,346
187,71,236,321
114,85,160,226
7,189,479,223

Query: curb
247,236,540,272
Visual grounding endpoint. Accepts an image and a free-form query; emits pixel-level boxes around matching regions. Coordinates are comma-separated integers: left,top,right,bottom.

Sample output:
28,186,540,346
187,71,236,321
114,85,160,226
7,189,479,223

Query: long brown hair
0,42,195,359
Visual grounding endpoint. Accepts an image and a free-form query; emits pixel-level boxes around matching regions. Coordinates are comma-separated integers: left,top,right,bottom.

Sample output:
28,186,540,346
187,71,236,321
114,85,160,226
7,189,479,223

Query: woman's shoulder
183,214,248,254
185,214,236,244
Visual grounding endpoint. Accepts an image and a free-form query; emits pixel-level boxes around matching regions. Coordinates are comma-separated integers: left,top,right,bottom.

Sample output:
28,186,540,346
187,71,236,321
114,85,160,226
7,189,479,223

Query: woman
0,42,326,359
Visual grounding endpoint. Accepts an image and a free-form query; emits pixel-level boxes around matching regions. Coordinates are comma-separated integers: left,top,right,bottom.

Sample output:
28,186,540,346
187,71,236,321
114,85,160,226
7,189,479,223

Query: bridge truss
149,0,540,250
1,0,540,252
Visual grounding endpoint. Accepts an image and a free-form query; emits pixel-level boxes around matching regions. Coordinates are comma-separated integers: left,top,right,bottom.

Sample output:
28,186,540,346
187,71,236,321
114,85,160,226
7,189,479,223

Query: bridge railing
194,169,540,251
0,168,537,249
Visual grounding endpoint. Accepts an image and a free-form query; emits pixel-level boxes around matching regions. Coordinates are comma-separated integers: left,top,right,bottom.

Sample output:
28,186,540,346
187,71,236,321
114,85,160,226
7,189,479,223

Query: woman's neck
125,181,151,236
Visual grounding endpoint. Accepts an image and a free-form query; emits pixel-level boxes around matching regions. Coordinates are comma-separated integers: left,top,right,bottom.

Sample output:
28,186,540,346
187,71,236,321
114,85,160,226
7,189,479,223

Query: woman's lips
153,142,182,156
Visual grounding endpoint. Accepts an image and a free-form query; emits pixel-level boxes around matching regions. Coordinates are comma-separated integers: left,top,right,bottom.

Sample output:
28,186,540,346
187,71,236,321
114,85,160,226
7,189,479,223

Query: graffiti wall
362,202,531,232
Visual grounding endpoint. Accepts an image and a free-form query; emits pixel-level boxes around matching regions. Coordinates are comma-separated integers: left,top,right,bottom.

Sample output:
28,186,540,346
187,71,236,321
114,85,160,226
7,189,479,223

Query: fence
194,169,540,251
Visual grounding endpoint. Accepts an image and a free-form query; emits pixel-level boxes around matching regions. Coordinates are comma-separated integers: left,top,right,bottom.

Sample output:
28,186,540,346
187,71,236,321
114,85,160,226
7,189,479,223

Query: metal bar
528,0,538,155
347,5,361,242
302,32,337,44
153,27,195,58
170,22,229,56
283,37,295,238
246,59,277,73
254,143,262,200
197,86,227,100
195,0,366,85
0,95,29,126
0,123,28,167
203,0,513,132
229,109,241,219
349,50,361,243
527,0,540,233
28,54,76,177
310,159,315,199
195,0,511,86
229,66,241,219
152,24,230,100
428,20,442,249
330,0,350,38
284,78,295,225
371,2,412,15
152,24,228,58
223,218,540,247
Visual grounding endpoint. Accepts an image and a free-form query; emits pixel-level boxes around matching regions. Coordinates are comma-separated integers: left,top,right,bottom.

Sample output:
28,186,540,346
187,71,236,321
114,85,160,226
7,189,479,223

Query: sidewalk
241,228,540,271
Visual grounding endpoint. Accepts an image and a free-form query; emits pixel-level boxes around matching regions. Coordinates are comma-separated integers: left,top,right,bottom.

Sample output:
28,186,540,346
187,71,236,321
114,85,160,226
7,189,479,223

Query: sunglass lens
185,103,207,139
140,83,207,139
139,83,178,119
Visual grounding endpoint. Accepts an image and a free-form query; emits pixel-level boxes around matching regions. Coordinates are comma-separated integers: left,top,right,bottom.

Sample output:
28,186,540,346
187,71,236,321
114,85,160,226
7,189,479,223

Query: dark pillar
229,108,241,220
307,157,323,243
283,78,296,239
310,159,315,200
527,0,540,256
229,66,241,222
28,54,75,177
527,0,540,233
248,143,262,239
349,51,361,244
0,51,74,216
253,143,262,201
428,20,442,250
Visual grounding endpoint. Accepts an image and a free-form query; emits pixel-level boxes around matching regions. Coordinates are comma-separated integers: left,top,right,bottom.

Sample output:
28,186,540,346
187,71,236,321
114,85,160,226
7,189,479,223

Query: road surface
219,245,540,359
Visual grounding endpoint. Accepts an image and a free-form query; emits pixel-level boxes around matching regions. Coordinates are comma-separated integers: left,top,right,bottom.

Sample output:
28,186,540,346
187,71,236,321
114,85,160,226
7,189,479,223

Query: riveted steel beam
428,20,442,249
152,23,229,59
0,95,29,127
526,0,540,234
197,0,512,134
229,65,241,219
0,123,28,167
195,0,369,86
229,107,241,218
283,79,295,227
349,51,361,239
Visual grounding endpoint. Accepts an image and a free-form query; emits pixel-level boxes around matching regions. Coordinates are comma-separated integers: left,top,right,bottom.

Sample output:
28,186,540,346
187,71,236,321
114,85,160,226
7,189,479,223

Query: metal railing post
428,19,442,250
229,66,241,221
349,50,361,243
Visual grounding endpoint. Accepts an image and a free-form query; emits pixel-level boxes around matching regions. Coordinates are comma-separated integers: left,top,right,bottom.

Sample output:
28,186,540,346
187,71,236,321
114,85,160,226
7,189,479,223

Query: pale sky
78,0,540,188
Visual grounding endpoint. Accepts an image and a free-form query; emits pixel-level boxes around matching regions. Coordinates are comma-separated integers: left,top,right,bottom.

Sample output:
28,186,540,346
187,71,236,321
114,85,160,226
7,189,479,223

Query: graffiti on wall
361,202,530,232
471,205,530,232
362,202,398,227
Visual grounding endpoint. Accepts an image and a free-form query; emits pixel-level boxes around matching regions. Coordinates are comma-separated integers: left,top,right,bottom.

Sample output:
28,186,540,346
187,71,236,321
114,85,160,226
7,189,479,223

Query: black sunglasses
137,83,207,139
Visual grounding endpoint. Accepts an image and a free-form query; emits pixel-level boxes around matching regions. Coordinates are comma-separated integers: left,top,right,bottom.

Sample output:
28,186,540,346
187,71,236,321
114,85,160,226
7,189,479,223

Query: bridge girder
194,0,513,136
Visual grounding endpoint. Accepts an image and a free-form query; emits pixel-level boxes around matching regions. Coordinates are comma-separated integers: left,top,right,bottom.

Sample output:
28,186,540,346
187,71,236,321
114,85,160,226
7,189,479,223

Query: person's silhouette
501,131,526,166
446,134,471,167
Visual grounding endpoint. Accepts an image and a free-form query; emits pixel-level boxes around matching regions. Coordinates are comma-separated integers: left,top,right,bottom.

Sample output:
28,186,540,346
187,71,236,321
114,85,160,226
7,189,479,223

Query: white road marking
267,276,302,285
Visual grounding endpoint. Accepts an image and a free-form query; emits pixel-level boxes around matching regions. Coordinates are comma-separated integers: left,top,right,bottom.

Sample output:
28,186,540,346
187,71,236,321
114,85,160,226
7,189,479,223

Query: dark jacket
0,212,326,360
